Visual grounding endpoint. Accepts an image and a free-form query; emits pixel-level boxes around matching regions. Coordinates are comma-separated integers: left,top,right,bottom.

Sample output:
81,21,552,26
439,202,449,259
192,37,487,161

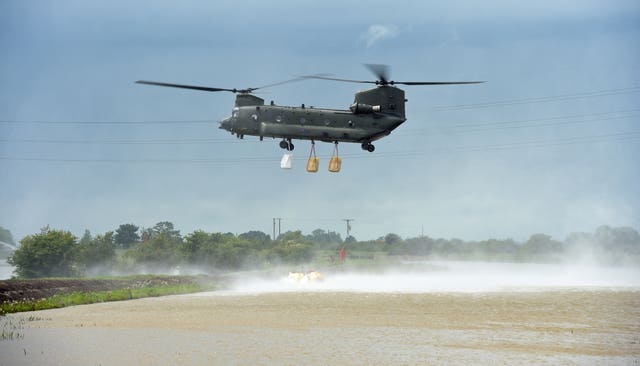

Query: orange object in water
329,156,342,172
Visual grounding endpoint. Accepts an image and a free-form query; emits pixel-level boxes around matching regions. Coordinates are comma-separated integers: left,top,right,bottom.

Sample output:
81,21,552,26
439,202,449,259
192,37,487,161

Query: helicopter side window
300,117,305,125
276,115,282,123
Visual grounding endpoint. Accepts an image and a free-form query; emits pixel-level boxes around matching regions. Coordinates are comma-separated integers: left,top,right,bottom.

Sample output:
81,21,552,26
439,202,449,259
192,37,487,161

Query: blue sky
1,0,639,242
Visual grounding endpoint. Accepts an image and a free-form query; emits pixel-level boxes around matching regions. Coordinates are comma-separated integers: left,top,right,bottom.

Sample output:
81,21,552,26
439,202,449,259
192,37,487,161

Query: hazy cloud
360,24,399,48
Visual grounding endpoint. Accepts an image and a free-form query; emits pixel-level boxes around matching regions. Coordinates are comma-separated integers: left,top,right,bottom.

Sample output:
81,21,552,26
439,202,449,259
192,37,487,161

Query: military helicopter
136,64,482,157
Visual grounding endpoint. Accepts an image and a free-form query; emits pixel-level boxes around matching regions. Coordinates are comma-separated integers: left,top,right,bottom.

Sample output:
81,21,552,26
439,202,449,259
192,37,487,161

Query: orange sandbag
306,157,319,172
328,156,342,172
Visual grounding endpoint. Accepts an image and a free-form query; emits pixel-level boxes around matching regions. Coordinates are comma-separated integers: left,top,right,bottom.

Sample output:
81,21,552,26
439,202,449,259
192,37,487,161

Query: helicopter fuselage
219,85,407,151
220,104,405,144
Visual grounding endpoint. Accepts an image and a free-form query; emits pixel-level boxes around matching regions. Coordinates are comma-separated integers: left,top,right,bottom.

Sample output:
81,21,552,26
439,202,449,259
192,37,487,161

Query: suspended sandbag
280,153,293,169
329,143,341,172
307,157,319,172
306,143,319,173
329,156,342,172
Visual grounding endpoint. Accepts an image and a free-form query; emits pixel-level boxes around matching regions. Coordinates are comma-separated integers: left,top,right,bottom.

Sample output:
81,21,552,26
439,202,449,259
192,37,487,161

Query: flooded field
1,263,639,365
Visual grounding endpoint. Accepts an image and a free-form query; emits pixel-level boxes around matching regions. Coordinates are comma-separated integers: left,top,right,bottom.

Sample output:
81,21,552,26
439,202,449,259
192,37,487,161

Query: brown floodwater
1,288,639,365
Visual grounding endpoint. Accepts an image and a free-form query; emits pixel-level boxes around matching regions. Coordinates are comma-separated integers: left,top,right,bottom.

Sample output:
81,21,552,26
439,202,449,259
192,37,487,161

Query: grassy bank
0,275,217,315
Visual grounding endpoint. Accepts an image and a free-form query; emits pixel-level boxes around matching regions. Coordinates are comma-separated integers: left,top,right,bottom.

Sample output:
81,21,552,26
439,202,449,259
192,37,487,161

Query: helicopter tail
353,86,406,119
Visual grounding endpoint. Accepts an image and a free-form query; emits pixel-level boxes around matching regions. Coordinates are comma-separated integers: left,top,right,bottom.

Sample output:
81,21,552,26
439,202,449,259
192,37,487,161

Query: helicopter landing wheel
361,142,375,152
286,139,294,151
280,139,294,151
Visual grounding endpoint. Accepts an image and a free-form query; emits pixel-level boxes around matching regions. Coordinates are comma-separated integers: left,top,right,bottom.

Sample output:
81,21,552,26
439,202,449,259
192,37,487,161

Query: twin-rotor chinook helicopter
136,64,482,171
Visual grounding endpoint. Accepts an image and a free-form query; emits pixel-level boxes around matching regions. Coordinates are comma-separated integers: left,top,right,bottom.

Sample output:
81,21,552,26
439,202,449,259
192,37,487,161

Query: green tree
147,221,181,240
307,229,343,245
384,233,402,246
269,231,314,264
79,230,92,245
8,227,77,278
518,233,562,261
239,230,271,245
180,230,211,263
115,223,140,249
126,227,181,268
344,235,357,244
75,231,116,274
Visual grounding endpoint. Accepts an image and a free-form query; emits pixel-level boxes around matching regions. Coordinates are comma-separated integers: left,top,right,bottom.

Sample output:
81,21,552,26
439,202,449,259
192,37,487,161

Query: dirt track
1,289,639,365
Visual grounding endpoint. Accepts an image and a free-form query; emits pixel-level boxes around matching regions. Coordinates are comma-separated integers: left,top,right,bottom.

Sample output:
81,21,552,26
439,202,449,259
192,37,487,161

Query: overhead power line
1,130,638,164
0,137,243,145
400,108,640,135
1,109,638,145
0,86,638,125
0,119,216,125
430,86,640,111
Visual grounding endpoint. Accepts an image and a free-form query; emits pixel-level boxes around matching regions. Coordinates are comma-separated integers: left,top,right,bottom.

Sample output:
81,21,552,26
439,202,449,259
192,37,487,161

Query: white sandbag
280,153,293,169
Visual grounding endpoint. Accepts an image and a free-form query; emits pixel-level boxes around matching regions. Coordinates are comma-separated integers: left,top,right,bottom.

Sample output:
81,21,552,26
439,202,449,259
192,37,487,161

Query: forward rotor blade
135,80,238,93
393,81,485,85
300,75,376,84
253,77,307,90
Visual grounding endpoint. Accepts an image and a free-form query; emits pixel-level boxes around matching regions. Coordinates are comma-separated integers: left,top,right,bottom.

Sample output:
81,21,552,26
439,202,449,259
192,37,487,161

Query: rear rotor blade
393,81,485,85
364,64,390,83
135,80,238,93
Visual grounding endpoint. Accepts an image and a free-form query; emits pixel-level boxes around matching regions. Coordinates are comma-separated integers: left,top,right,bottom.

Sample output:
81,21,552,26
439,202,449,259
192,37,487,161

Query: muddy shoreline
0,276,220,304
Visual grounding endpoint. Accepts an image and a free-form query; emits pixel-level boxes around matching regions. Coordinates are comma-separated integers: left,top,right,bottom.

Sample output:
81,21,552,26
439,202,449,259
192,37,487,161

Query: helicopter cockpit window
232,107,239,118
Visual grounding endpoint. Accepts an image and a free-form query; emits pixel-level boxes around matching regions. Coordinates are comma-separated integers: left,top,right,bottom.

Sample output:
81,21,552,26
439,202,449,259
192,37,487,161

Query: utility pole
342,218,354,239
276,217,282,238
272,218,276,241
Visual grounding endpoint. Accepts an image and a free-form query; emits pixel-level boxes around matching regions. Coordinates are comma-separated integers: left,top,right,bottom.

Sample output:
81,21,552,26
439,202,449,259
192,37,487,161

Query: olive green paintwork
219,85,407,147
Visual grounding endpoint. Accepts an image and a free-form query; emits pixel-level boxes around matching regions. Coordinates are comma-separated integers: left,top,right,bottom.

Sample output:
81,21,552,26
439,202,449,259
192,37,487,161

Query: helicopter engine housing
349,103,381,114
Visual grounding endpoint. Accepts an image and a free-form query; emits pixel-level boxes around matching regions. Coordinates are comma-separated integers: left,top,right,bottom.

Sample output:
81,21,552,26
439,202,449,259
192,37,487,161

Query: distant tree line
7,222,315,278
5,223,640,278
363,226,640,265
